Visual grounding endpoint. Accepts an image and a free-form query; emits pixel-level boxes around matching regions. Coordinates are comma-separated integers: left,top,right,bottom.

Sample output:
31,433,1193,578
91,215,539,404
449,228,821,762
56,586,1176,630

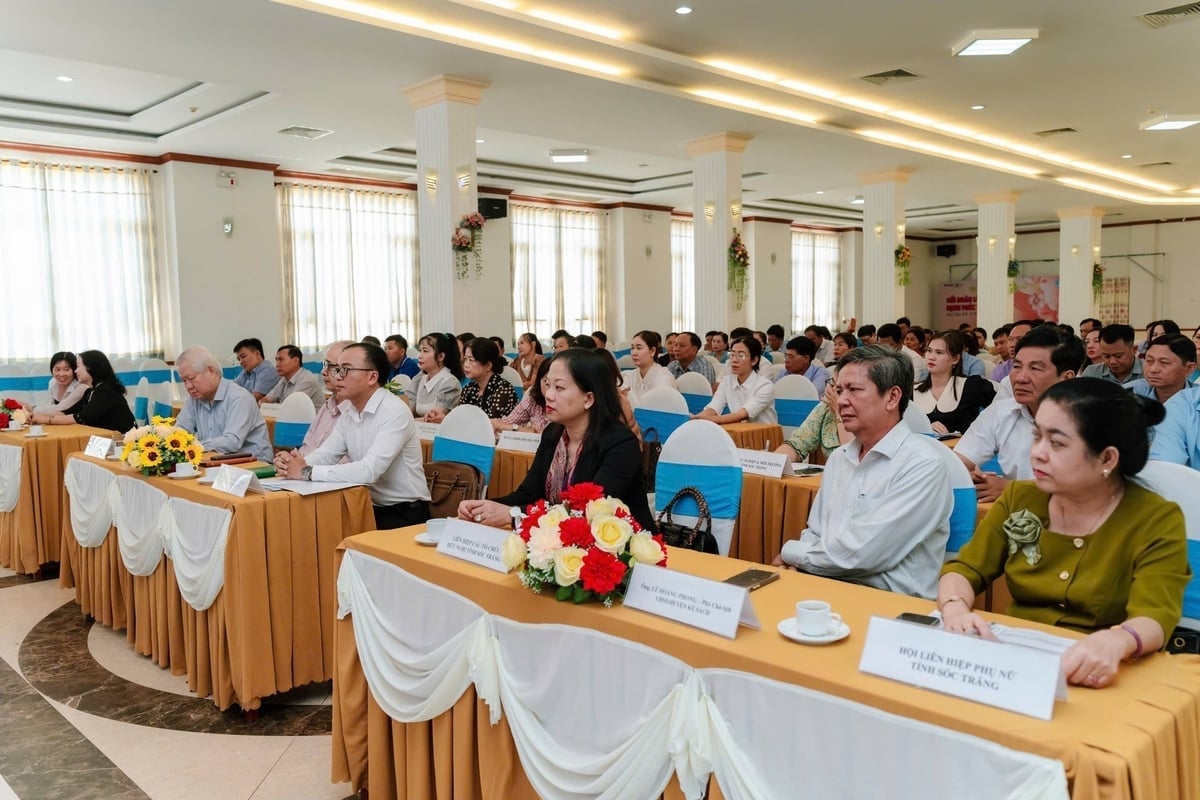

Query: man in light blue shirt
777,336,831,394
1080,324,1142,385
1149,385,1200,469
176,346,273,462
233,337,280,400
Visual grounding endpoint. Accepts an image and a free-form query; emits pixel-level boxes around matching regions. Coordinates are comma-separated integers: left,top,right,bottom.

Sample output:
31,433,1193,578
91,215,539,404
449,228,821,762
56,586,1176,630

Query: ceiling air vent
1032,127,1078,137
278,125,333,140
1140,2,1200,28
1139,161,1174,168
860,68,921,86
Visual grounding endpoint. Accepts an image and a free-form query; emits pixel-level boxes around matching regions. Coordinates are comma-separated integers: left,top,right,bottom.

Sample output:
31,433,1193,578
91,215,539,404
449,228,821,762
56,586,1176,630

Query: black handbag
642,427,663,494
1166,626,1200,655
655,486,720,555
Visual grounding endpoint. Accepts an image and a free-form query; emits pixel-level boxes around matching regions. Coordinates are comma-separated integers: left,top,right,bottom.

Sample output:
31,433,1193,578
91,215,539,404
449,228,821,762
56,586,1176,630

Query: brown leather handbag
424,461,485,519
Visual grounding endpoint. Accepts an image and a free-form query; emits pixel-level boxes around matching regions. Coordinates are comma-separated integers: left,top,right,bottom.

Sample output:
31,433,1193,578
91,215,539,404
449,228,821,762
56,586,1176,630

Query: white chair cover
492,617,693,800
433,404,498,486
655,420,742,556
108,476,168,577
389,373,412,394
0,444,22,514
633,385,689,414
0,364,32,405
337,550,500,723
675,372,713,397
64,458,116,548
1135,461,1200,627
25,363,51,408
692,668,1068,800
758,362,783,381
616,354,634,369
500,366,523,389
162,497,232,611
277,391,317,422
903,401,935,434
773,374,819,400
935,443,978,556
773,374,821,438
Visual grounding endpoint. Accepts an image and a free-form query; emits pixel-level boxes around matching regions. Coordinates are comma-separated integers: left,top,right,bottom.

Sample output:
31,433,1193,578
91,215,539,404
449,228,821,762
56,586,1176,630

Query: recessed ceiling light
849,195,864,205
815,190,824,194
951,29,1039,57
475,138,485,143
56,75,73,82
675,6,692,14
1121,153,1133,159
970,104,985,110
549,148,589,163
1140,113,1200,131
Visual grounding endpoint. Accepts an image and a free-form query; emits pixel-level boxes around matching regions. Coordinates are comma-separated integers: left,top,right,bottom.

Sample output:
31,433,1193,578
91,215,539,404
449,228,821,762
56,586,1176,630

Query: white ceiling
3,0,1200,235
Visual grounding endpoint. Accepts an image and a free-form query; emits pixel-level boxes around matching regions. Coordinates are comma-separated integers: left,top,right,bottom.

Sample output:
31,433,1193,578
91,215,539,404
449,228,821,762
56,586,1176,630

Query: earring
1102,468,1110,478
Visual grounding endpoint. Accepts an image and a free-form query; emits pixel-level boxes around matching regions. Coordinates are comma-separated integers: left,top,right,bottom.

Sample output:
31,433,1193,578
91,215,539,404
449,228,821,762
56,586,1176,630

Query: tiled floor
0,565,353,800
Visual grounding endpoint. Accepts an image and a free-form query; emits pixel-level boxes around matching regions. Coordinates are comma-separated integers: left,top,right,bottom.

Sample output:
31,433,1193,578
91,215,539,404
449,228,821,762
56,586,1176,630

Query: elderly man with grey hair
175,345,273,463
772,345,953,599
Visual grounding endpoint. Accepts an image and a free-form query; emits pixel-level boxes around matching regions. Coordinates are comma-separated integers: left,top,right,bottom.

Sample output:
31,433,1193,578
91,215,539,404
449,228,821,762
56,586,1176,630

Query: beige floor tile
249,736,351,800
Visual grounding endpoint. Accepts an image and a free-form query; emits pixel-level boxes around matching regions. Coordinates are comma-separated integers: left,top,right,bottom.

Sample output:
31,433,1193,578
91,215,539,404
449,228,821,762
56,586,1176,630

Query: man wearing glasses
294,340,355,456
276,342,431,529
777,336,831,394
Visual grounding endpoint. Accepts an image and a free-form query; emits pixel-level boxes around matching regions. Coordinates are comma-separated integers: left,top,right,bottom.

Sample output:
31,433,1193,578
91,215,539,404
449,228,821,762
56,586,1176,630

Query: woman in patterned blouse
460,337,518,419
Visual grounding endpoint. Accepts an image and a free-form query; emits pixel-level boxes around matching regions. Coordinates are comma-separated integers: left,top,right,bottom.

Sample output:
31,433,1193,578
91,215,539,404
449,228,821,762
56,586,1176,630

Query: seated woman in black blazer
29,349,135,433
459,348,654,531
913,330,995,435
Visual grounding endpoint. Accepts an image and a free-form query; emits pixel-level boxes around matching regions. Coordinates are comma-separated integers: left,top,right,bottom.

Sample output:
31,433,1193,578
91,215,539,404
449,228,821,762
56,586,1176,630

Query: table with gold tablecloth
721,421,784,451
0,424,113,575
58,453,374,710
332,530,1200,800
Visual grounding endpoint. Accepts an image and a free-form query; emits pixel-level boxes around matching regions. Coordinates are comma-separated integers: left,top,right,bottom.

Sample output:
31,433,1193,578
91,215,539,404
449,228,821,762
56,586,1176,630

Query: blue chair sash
979,456,1004,475
303,361,324,375
775,398,819,427
432,437,495,484
139,369,172,384
945,487,979,552
513,386,525,402
115,371,141,386
1184,539,1200,619
0,376,31,392
153,400,174,419
655,462,742,520
222,366,242,380
681,393,710,415
274,420,310,449
613,348,632,360
133,396,149,423
632,408,689,442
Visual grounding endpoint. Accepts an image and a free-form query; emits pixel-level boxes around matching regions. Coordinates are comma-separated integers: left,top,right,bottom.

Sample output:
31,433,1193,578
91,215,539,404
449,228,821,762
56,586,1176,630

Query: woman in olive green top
939,378,1190,689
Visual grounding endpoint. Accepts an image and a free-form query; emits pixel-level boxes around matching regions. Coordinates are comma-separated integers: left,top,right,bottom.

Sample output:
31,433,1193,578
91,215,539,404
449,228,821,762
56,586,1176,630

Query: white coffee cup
6,420,20,430
28,424,44,436
175,462,197,476
795,600,842,636
426,518,447,537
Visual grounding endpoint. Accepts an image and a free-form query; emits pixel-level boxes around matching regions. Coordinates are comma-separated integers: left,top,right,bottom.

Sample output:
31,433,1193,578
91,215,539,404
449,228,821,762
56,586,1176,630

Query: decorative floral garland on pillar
451,212,486,279
1092,262,1104,298
727,228,750,309
1007,258,1021,294
893,244,911,287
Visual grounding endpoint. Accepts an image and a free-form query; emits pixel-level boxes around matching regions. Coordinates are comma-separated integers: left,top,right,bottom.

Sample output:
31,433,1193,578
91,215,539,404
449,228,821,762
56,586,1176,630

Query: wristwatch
300,465,313,481
509,505,522,530
511,423,519,431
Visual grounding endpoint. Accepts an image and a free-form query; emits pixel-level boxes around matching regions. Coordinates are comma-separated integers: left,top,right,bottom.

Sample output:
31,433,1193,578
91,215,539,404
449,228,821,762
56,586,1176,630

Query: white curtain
278,182,419,348
670,218,695,333
791,229,841,332
63,459,115,548
0,444,21,514
511,204,606,342
0,159,163,360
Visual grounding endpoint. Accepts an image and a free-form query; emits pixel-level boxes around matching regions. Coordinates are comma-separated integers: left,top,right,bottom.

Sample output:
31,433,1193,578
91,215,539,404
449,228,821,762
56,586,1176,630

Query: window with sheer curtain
791,230,841,333
511,204,606,343
670,218,695,333
278,183,419,349
0,159,163,360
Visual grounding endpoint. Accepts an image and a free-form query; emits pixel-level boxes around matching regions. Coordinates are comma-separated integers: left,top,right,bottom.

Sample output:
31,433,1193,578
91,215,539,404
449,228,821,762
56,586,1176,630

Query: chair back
131,377,152,424
1135,461,1200,627
273,392,316,449
759,362,784,382
138,358,172,385
773,374,820,438
389,373,412,395
903,401,935,435
432,404,496,485
655,420,742,556
499,366,525,401
675,371,713,414
616,354,634,369
25,363,51,408
631,386,690,443
0,364,32,403
932,443,978,555
152,382,174,420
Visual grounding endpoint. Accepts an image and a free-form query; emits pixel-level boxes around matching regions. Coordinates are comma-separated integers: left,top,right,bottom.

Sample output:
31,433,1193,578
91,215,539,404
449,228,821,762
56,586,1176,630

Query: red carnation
519,499,549,541
579,549,627,595
558,516,595,549
651,534,669,567
0,413,9,429
2,399,18,410
560,482,605,507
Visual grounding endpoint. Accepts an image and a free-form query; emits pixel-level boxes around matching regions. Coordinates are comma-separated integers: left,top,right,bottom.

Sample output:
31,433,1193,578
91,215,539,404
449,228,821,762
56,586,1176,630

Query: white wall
608,207,672,342
745,219,793,333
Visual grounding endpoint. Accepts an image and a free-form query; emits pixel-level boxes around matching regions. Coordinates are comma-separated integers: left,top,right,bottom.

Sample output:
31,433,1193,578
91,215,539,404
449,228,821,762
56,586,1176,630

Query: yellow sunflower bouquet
120,415,204,477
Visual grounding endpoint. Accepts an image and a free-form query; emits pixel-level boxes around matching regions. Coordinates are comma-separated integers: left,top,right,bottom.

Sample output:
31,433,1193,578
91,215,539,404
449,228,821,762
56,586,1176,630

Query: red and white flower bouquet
501,482,668,606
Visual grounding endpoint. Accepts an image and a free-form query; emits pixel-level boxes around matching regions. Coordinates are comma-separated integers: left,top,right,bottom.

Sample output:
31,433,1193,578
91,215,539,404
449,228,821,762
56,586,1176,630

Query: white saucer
777,617,850,645
169,471,201,480
198,475,216,485
23,432,47,439
414,532,441,547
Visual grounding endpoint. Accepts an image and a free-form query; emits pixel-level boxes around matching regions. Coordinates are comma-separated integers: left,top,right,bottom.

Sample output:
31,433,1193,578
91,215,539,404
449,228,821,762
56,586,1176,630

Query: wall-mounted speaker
935,243,957,258
478,198,508,220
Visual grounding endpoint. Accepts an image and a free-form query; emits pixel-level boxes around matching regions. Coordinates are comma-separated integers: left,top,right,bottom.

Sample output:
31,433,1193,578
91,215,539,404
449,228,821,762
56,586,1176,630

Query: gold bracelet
939,595,969,613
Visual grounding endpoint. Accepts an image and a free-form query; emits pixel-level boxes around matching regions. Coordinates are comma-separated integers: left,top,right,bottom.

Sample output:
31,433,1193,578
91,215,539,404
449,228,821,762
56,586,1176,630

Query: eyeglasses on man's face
329,364,375,379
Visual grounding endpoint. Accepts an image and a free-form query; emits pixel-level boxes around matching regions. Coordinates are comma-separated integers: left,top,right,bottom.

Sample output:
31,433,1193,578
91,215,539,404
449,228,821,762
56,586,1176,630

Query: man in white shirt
772,345,952,599
876,323,924,375
955,327,1083,501
275,342,431,529
261,345,325,408
804,325,835,365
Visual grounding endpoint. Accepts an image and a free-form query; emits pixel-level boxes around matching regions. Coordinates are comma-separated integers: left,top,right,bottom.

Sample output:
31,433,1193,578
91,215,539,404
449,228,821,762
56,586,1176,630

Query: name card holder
497,430,542,453
85,435,117,459
623,562,760,639
858,616,1066,721
416,422,441,442
211,465,265,498
435,519,511,573
736,448,788,478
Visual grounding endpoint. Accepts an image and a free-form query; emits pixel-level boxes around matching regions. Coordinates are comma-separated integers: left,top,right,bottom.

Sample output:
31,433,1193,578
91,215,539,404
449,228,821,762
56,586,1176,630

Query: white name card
623,562,760,639
416,422,440,442
497,430,542,453
858,616,1066,720
435,519,511,573
85,435,116,459
736,448,788,478
210,465,264,498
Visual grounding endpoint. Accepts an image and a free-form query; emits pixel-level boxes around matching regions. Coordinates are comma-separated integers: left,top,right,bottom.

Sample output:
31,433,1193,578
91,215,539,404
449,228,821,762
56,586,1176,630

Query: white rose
539,504,570,530
500,534,528,572
591,515,634,555
585,496,629,522
553,546,587,586
527,524,564,570
628,531,665,565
